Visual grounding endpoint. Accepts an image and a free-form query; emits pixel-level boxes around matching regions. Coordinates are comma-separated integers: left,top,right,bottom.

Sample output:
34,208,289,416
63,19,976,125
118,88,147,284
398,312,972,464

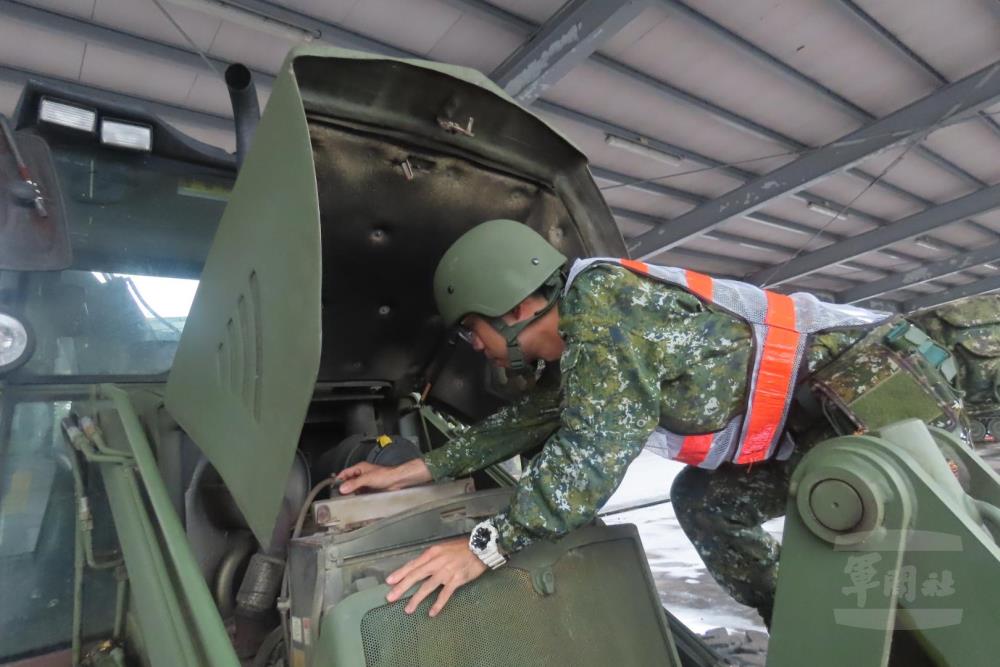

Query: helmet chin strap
490,273,563,375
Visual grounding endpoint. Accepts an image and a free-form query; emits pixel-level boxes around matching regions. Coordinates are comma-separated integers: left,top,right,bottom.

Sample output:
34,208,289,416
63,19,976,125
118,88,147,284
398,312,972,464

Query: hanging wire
148,0,224,79
752,130,932,288
598,104,999,192
147,0,996,286
598,149,804,191
123,277,183,335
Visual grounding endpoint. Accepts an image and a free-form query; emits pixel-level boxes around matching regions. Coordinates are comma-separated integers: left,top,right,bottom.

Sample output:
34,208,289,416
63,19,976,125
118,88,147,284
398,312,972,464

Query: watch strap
469,520,507,570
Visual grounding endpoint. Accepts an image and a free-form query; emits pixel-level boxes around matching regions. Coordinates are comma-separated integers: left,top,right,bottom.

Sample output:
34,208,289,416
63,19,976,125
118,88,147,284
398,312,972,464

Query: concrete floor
601,452,772,634
600,439,1000,637
604,503,771,634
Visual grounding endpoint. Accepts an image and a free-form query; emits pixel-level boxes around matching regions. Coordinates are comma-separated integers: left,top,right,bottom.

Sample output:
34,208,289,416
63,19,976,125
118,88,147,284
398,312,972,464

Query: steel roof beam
611,206,883,283
54,0,982,247
491,0,647,103
16,0,987,255
231,0,413,58
905,276,1000,312
232,2,1000,237
839,243,1000,303
450,0,992,222
591,166,704,205
593,164,931,269
656,0,989,189
639,246,765,275
2,0,413,94
438,0,535,32
837,0,1000,142
2,1,274,87
615,207,792,254
626,59,1000,259
0,0,895,263
595,166,841,244
746,184,1000,287
536,100,954,263
10,0,989,284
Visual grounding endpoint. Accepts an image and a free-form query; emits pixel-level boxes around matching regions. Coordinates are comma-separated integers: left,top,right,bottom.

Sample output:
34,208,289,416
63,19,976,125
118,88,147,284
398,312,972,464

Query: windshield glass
15,270,198,377
1,138,232,379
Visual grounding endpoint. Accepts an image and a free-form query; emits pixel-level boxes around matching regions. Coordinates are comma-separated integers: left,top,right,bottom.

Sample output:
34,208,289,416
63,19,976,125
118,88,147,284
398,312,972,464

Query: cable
598,149,804,191
148,0,224,79
598,105,1000,193
754,130,931,288
123,277,183,335
291,477,340,540
277,475,340,651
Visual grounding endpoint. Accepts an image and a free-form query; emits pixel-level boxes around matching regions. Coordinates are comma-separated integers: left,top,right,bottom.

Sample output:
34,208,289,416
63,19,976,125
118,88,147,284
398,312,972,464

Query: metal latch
437,116,475,137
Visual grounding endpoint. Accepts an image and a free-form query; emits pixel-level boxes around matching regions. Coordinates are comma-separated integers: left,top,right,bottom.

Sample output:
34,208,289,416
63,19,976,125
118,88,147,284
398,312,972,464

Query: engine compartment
181,388,510,661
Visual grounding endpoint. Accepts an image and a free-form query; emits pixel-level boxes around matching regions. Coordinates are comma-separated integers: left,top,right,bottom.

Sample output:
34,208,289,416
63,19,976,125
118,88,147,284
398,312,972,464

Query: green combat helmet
434,219,567,371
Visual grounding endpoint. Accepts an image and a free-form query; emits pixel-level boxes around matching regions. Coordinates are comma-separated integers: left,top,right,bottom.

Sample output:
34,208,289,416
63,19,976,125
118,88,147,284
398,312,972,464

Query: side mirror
0,117,71,270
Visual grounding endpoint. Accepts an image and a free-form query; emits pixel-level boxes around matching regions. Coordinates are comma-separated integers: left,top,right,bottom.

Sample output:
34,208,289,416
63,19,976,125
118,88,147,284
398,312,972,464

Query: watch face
471,527,491,551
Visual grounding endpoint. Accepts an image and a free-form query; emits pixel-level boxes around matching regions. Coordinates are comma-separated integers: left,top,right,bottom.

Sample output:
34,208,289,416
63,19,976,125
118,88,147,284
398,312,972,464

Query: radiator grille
359,539,672,666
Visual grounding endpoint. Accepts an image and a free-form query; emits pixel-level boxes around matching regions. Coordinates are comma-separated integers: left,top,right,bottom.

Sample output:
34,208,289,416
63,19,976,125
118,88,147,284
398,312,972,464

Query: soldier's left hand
385,536,488,617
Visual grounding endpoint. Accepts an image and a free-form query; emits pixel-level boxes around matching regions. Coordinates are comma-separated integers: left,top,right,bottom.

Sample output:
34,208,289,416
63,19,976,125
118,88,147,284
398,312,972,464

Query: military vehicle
2,46,999,667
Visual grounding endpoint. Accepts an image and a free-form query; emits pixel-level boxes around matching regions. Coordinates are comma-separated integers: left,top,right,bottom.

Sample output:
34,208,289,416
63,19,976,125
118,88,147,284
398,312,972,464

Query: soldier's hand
385,537,487,617
336,459,431,494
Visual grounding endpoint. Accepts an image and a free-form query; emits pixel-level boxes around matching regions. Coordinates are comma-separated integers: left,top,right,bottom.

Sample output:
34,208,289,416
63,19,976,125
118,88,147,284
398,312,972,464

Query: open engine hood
166,45,625,547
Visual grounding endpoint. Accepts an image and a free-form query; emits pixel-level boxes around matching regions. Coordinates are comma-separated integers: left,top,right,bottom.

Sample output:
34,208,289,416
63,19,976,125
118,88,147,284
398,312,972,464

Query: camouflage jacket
422,264,864,554
913,294,1000,411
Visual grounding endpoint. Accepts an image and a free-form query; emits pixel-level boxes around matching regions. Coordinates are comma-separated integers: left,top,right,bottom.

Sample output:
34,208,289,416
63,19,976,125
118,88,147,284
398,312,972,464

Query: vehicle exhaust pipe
225,63,260,168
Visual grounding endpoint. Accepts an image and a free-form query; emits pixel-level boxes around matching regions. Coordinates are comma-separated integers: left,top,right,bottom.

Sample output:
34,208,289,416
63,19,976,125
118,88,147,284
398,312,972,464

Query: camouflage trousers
670,321,967,626
669,445,813,626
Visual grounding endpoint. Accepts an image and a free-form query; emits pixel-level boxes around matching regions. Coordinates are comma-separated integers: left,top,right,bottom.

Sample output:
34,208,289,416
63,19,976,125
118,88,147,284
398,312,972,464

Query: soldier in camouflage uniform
337,220,965,624
913,295,1000,446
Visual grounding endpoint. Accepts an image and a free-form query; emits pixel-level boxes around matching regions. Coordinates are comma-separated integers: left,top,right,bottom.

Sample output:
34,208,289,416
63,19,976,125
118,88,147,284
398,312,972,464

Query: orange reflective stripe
764,290,796,330
675,434,714,466
620,258,650,274
736,291,801,464
684,269,714,301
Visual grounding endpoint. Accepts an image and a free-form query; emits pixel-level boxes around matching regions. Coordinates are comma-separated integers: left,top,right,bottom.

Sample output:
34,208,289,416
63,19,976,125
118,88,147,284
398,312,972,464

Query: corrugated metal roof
1,0,998,309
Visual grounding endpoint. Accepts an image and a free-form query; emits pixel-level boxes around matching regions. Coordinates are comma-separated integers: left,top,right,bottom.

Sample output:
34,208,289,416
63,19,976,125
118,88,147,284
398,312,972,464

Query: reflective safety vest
564,258,891,469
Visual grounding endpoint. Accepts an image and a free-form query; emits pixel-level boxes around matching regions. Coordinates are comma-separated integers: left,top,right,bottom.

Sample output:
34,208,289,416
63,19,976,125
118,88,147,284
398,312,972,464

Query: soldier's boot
670,461,793,627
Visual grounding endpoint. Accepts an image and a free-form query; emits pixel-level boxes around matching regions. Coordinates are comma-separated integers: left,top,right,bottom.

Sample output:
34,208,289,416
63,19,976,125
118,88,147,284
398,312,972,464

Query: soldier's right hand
336,459,432,494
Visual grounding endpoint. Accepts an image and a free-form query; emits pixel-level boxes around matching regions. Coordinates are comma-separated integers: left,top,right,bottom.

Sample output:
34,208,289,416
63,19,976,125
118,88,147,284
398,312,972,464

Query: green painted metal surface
769,420,1000,666
96,385,239,667
313,524,680,667
284,44,581,152
165,59,323,548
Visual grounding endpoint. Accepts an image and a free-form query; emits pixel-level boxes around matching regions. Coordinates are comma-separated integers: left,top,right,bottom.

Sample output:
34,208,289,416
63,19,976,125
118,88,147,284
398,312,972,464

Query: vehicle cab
0,47,683,667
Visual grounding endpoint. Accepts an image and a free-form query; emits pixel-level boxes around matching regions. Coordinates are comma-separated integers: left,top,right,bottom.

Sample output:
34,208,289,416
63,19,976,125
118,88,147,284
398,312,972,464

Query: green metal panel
165,60,322,547
100,463,204,666
313,525,681,667
768,440,912,666
769,421,1000,667
91,386,239,667
283,44,579,150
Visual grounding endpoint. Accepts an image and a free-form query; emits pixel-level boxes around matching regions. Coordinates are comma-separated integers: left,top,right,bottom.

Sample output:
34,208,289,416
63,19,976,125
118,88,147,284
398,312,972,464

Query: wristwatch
468,520,507,569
